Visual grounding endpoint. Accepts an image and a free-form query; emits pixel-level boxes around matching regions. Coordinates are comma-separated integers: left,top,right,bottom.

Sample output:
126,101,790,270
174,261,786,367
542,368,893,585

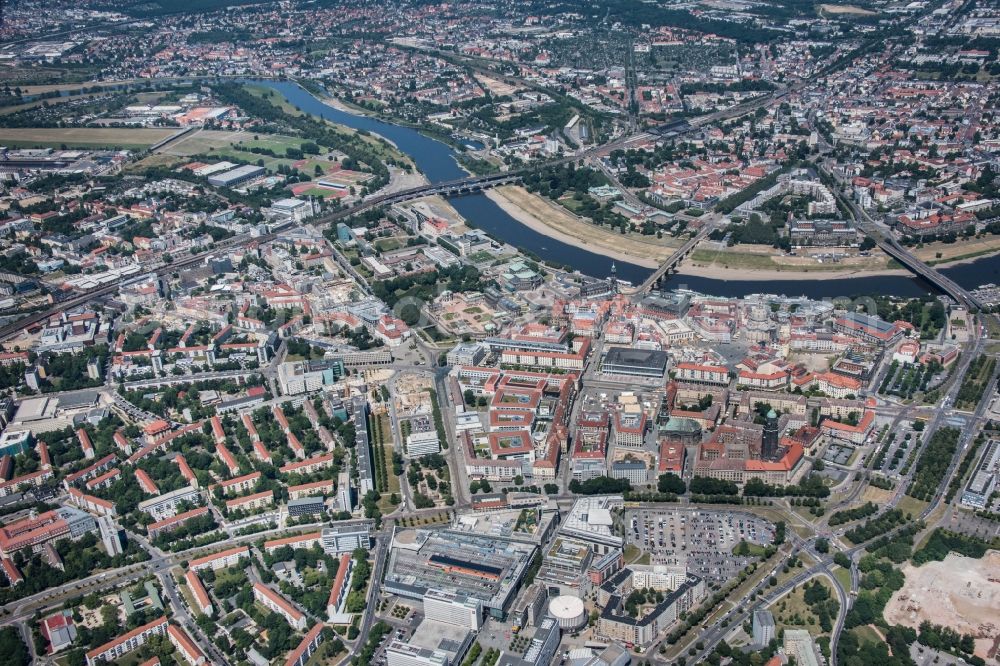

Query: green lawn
832,565,852,592
896,495,929,519
850,624,884,647
768,576,837,638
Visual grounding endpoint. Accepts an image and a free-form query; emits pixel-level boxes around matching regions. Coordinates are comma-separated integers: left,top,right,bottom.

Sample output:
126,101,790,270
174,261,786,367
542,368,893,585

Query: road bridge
0,80,797,343
875,238,983,310
823,164,985,311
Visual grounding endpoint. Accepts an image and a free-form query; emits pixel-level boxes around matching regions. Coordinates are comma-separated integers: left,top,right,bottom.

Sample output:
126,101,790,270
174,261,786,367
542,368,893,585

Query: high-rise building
762,409,779,461
97,516,123,557
753,609,775,645
423,589,482,630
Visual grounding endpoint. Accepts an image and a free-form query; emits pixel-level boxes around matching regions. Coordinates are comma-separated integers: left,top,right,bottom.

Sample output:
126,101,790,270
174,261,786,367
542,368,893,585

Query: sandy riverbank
485,186,678,269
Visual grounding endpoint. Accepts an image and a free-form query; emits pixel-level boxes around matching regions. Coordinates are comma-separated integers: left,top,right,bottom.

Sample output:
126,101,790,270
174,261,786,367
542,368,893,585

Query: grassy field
162,129,307,171
916,236,1000,266
896,494,929,518
245,83,307,117
832,565,852,592
850,624,885,647
860,486,894,504
768,575,837,637
305,637,346,665
0,127,179,149
245,83,413,167
689,247,896,274
125,152,184,173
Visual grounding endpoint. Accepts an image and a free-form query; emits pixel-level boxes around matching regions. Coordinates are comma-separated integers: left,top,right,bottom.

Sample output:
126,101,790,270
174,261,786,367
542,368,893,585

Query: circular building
548,594,586,630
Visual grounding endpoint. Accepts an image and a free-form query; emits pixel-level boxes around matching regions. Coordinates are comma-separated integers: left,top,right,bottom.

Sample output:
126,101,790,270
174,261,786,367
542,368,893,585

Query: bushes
568,476,631,495
689,476,738,495
774,521,786,545
427,388,449,451
844,509,906,544
743,475,830,498
828,502,878,526
907,427,960,501
657,473,686,494
918,620,979,661
911,529,990,565
955,356,996,410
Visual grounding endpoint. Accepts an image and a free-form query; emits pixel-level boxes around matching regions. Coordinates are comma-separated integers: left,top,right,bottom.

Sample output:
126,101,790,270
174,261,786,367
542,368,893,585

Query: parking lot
625,508,775,582
944,508,1000,541
405,414,433,434
369,606,421,666
877,423,919,478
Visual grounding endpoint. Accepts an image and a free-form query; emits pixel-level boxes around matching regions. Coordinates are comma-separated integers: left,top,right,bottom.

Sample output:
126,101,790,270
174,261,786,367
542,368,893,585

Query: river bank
252,79,1000,293
485,186,678,269
674,263,913,281
675,242,1000,281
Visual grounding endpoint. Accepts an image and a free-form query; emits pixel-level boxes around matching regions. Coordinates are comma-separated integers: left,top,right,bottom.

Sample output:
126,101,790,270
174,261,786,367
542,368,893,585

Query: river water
256,80,1000,299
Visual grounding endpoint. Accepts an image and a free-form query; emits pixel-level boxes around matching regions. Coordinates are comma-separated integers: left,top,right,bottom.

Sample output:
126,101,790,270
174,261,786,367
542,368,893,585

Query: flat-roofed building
609,460,647,486
407,431,442,457
962,439,1000,509
137,486,200,521
208,164,265,188
601,347,668,378
424,589,483,630
287,496,326,518
321,522,371,554
386,642,449,666
784,629,820,666
385,527,536,619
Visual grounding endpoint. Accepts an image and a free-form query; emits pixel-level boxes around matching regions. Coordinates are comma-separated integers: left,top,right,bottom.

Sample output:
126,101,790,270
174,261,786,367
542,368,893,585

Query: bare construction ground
884,551,1000,659
819,3,877,14
474,74,522,97
486,185,679,268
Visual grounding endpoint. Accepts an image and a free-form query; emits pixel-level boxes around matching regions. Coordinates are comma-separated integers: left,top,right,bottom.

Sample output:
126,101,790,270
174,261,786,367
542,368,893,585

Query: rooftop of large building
385,527,536,611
